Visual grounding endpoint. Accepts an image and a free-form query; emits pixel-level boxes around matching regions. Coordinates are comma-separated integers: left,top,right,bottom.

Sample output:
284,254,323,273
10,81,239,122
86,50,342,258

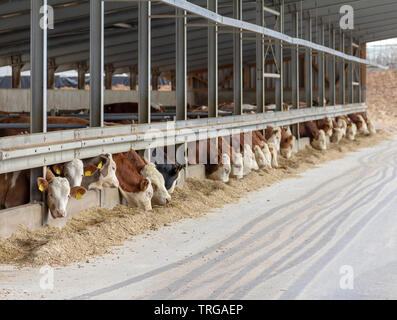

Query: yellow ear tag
97,161,103,169
55,168,61,175
85,171,92,177
76,192,83,200
39,184,44,192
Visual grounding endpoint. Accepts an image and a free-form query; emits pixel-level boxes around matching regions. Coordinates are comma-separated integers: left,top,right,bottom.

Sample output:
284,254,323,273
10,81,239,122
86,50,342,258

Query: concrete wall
0,89,197,112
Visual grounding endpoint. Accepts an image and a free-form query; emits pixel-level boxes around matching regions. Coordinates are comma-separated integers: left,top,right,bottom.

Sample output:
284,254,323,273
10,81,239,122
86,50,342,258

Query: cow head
141,162,171,205
311,129,327,150
52,159,87,188
331,127,344,144
280,135,295,159
230,152,244,180
242,144,258,175
367,119,376,135
120,178,153,211
357,115,370,136
268,143,279,168
346,123,357,141
337,119,347,137
85,154,119,190
37,172,86,219
254,145,267,169
208,153,231,183
260,143,272,169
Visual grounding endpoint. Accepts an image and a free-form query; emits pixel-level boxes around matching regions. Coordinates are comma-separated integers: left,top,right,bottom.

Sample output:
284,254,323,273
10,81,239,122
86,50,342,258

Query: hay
0,130,392,267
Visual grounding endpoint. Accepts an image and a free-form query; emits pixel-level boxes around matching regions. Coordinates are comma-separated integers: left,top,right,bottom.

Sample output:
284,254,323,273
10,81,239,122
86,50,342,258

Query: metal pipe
318,23,325,106
339,31,345,105
275,0,284,112
305,17,313,108
233,0,243,116
329,26,336,106
176,7,187,121
208,0,218,118
256,0,265,113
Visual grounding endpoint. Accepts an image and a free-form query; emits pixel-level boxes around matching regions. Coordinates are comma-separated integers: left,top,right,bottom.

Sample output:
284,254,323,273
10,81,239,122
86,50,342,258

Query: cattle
82,154,119,191
232,133,259,176
254,130,277,168
348,113,370,136
151,148,184,193
0,170,30,209
104,102,165,114
52,159,88,188
187,139,231,183
280,128,295,159
265,126,282,153
356,112,376,135
112,153,153,211
316,118,333,137
37,168,87,218
337,115,357,140
218,136,244,179
330,119,344,144
124,149,171,205
299,121,327,150
251,132,269,169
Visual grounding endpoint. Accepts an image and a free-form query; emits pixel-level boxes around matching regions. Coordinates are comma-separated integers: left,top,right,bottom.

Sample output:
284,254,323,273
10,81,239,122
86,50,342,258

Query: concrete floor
1,136,397,300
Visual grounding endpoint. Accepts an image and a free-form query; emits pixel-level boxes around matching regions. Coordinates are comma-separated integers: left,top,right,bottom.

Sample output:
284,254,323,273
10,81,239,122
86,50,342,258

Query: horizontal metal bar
264,73,281,78
263,5,280,16
0,103,367,174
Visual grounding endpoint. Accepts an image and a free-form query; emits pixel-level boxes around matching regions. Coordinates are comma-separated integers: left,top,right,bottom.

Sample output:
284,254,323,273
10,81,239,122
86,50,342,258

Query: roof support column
176,8,187,121
138,0,151,124
256,0,265,113
339,31,345,105
275,0,284,112
30,0,47,222
347,34,354,104
317,23,325,106
90,0,104,127
291,10,300,139
233,0,243,115
329,27,336,106
305,16,313,108
360,44,367,103
208,0,218,118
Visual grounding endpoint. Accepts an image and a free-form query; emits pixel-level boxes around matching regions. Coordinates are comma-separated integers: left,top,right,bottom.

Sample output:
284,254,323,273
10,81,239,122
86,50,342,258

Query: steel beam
30,0,47,221
233,0,243,116
339,31,345,105
317,23,325,106
347,34,354,104
176,7,187,121
208,0,218,118
329,26,336,106
138,0,151,124
305,17,313,108
275,0,284,112
90,0,104,127
255,0,265,113
291,10,299,139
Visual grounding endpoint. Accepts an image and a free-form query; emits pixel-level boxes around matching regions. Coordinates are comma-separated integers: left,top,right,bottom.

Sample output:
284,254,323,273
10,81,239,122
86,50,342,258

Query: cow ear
84,164,99,177
70,186,87,200
52,164,63,176
37,178,49,192
140,179,150,192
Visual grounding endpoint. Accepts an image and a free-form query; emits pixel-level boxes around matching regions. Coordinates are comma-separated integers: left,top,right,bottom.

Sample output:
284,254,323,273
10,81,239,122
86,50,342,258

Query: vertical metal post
317,23,325,106
30,0,47,221
329,26,336,105
360,43,367,103
129,65,137,90
256,0,265,113
305,17,313,107
275,0,284,112
104,64,114,90
11,56,23,89
90,0,104,127
78,62,88,90
176,7,187,121
291,11,299,110
339,31,345,105
208,0,218,118
347,34,354,104
233,0,243,115
138,0,151,124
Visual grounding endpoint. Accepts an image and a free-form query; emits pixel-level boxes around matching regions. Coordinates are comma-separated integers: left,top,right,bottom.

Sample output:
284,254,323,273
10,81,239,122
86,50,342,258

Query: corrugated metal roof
0,0,395,74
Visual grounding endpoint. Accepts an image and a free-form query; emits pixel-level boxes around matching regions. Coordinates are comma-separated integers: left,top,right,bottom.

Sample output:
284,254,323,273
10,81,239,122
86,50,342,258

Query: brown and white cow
231,133,259,175
337,115,357,140
187,139,231,183
37,168,87,218
82,154,119,191
299,121,327,150
358,112,376,135
0,170,30,209
104,102,165,114
124,149,171,206
330,119,344,144
280,128,295,159
112,153,153,211
254,130,277,168
251,132,269,168
316,118,333,138
265,126,282,153
218,136,244,179
348,113,370,136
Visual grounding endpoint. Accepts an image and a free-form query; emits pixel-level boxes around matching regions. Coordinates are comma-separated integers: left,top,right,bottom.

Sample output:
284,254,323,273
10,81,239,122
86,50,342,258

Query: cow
218,136,244,179
251,132,269,169
37,168,87,218
337,115,357,140
81,154,119,191
265,126,282,153
51,159,92,188
124,149,171,205
232,133,259,176
330,119,344,144
112,153,153,211
187,139,232,183
348,113,370,136
299,121,327,150
254,130,278,168
280,128,295,159
358,112,376,135
0,170,30,209
316,118,333,137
